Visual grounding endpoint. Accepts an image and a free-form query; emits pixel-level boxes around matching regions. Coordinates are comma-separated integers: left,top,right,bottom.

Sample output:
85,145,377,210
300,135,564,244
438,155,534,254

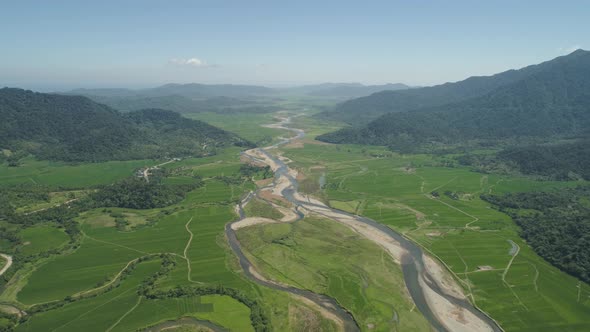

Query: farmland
279,124,590,332
0,157,157,188
2,108,590,331
0,131,341,331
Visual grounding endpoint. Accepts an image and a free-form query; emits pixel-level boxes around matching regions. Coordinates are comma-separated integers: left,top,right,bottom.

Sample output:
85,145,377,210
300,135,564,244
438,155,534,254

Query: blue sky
1,0,588,90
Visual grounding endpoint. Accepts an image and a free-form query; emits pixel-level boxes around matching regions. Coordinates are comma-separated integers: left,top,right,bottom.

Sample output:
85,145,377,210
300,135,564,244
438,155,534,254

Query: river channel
225,114,502,332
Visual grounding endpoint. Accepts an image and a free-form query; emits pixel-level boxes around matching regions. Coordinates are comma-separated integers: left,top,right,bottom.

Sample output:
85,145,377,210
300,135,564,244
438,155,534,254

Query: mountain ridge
317,50,588,125
317,50,590,150
0,88,251,162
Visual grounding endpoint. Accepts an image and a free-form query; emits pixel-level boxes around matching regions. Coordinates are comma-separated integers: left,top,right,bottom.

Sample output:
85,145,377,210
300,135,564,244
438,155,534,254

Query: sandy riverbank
0,253,13,276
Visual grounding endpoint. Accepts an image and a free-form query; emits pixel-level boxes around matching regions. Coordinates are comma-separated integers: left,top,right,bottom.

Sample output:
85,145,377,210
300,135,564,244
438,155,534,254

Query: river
226,114,502,332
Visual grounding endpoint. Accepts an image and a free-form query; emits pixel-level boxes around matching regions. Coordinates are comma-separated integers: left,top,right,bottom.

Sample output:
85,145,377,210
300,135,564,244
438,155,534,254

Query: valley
1,51,590,332
2,105,589,331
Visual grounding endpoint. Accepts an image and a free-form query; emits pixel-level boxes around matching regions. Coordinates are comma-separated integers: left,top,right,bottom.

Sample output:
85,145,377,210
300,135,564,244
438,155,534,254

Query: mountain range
317,49,590,150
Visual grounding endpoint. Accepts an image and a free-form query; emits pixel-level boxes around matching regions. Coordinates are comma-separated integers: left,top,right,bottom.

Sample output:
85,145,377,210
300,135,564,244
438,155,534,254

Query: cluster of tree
0,89,253,162
497,140,590,180
135,254,270,331
0,202,82,289
136,254,177,296
90,177,201,209
455,139,590,180
239,164,273,179
0,310,19,332
0,185,52,218
317,50,590,152
482,186,590,283
215,164,273,187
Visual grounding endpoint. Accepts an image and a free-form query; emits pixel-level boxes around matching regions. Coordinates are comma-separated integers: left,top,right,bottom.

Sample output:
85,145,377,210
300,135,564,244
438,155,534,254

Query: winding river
226,114,503,332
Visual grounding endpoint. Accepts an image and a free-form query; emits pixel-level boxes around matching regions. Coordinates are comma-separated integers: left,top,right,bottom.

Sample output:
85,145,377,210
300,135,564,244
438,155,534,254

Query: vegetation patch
244,199,284,220
18,225,69,256
237,217,431,331
483,186,590,283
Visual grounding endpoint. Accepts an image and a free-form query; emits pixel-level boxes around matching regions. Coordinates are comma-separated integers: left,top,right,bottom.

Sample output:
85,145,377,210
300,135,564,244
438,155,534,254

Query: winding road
226,113,503,332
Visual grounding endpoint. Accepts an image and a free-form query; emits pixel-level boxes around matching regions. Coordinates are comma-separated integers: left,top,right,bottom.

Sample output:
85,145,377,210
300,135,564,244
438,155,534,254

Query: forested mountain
67,83,276,99
80,94,280,114
318,50,588,125
318,50,590,149
281,82,410,99
67,82,411,103
147,83,276,98
0,88,251,162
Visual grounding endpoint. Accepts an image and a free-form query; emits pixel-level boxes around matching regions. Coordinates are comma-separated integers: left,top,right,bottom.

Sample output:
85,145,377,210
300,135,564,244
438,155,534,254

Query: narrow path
82,231,148,255
501,240,528,310
142,159,178,183
24,198,80,215
502,240,520,285
0,253,13,276
182,217,199,283
106,296,143,332
51,286,138,332
73,257,141,298
529,262,539,292
425,193,480,228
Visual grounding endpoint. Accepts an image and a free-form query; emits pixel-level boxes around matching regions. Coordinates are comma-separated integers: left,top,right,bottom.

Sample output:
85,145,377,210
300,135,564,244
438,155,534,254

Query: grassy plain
244,198,284,220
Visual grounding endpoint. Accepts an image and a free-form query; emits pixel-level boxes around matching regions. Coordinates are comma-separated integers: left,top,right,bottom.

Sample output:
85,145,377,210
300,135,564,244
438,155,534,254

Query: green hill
0,88,251,162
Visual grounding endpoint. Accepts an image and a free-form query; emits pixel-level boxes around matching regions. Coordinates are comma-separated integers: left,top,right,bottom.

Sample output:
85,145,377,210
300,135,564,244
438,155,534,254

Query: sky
1,0,588,91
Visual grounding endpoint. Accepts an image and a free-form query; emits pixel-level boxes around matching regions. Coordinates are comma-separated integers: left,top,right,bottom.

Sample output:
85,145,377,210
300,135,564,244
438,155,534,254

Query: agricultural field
0,140,340,331
0,157,156,188
280,133,590,332
186,112,284,145
18,225,70,256
3,110,590,332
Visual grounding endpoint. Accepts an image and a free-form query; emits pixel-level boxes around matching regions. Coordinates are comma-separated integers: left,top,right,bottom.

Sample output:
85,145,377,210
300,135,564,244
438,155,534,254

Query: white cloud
169,57,213,67
558,45,582,55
